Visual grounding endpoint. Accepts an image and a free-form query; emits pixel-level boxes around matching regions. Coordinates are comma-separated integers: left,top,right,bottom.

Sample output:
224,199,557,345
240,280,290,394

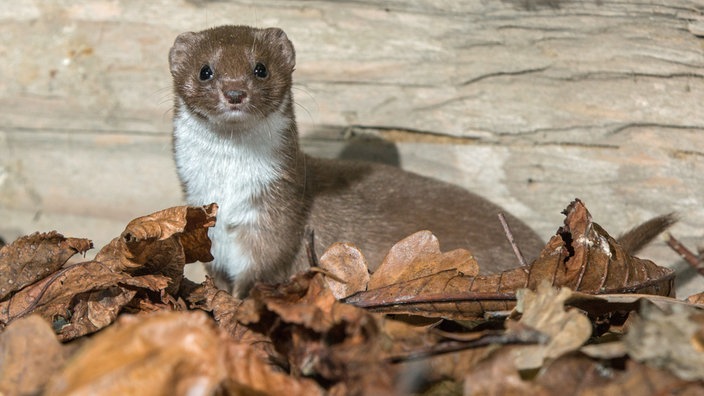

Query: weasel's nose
224,90,247,105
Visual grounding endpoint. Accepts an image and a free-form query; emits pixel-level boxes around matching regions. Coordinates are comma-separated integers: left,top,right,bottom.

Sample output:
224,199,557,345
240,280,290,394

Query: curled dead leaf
95,204,217,294
527,200,674,295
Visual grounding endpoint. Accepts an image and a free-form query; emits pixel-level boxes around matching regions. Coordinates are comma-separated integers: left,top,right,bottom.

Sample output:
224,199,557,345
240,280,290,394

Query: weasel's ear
261,27,296,71
169,32,199,76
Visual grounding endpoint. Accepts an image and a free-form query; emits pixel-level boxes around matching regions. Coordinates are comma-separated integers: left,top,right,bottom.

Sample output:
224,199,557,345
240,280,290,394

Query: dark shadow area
337,132,401,167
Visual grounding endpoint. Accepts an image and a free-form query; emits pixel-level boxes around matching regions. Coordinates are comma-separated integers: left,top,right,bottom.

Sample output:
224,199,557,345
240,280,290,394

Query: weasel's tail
617,213,678,255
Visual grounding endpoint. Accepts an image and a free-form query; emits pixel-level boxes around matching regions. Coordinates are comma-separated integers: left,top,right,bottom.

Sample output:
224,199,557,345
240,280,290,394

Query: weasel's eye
253,63,268,78
199,65,214,81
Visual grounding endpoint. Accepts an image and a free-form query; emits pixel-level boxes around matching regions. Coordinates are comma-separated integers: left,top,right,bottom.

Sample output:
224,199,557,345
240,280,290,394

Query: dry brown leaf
345,268,521,320
239,272,397,393
541,355,704,396
0,205,213,333
463,347,548,396
469,351,704,396
578,359,704,396
368,230,478,290
527,200,674,296
0,261,123,322
180,277,274,357
507,282,592,370
44,311,228,396
396,345,500,391
95,204,216,293
0,231,92,300
224,342,324,395
534,354,612,395
345,199,674,320
319,242,370,299
0,261,169,340
0,315,67,396
624,300,704,381
381,318,442,358
58,286,137,341
687,292,704,305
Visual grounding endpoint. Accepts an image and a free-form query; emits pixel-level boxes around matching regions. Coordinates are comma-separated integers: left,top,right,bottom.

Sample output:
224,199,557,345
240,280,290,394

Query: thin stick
666,233,703,275
498,212,529,270
304,226,320,268
385,329,546,363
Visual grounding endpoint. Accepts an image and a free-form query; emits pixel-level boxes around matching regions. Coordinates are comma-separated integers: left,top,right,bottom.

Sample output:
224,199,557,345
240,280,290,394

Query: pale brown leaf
0,315,66,396
45,311,228,396
687,292,704,305
508,282,592,370
319,242,370,299
368,230,478,290
625,301,704,381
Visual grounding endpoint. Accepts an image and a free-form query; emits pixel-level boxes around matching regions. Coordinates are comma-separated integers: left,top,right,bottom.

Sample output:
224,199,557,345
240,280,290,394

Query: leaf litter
0,198,702,395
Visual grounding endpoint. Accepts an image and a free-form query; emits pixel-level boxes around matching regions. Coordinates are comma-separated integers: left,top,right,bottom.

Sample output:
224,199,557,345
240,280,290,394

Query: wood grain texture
1,0,702,294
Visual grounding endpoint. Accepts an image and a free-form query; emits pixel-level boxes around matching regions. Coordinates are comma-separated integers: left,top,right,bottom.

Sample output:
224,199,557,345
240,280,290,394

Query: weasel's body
170,25,544,297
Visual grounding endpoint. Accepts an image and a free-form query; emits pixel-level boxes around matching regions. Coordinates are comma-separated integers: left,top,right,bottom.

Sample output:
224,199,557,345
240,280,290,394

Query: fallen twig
385,328,547,363
498,212,529,270
666,233,703,275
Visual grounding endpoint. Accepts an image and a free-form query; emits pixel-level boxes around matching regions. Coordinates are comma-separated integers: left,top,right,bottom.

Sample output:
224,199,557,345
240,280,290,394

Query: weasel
168,26,558,297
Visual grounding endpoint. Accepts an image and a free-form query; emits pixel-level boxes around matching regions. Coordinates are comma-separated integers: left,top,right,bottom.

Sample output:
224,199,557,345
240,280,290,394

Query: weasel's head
169,25,295,125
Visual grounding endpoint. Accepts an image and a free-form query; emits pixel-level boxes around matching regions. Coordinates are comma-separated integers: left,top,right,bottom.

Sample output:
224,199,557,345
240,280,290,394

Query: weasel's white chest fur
172,105,289,278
